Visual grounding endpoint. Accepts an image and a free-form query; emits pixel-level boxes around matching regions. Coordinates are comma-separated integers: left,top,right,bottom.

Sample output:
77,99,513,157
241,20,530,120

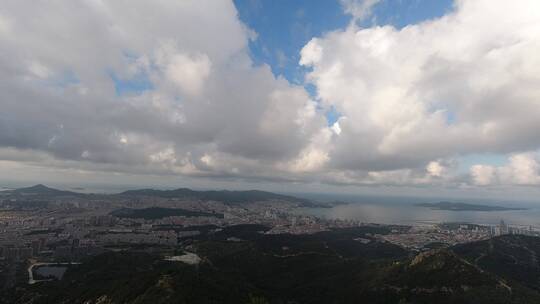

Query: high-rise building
499,219,508,235
31,240,41,256
6,247,19,261
19,247,32,260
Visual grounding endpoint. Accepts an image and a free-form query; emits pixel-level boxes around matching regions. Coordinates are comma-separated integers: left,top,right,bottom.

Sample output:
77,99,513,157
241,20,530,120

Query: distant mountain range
4,184,82,197
415,201,527,211
2,184,318,206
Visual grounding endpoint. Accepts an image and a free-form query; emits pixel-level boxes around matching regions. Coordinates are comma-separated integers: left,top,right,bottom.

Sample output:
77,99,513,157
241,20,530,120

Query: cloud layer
300,0,540,186
0,0,325,181
1,0,540,191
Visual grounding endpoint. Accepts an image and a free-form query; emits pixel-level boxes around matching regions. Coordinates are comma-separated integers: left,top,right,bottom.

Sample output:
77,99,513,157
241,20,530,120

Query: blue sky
109,0,455,100
110,0,456,121
234,0,454,84
233,0,454,125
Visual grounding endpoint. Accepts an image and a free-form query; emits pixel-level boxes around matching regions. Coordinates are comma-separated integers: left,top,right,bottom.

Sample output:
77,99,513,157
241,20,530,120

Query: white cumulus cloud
301,0,540,184
471,153,540,186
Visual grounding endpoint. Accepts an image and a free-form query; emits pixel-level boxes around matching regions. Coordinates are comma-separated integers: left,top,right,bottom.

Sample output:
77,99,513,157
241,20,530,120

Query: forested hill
5,230,540,303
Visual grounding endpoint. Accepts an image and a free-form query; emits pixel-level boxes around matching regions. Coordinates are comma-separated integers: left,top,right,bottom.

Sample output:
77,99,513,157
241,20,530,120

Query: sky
1,0,540,201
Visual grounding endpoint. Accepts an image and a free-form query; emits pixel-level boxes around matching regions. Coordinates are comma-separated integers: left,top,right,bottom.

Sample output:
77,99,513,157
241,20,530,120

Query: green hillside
5,230,540,303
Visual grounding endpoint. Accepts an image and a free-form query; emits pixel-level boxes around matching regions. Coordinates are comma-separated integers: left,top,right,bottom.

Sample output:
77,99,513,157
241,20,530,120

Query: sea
296,194,540,228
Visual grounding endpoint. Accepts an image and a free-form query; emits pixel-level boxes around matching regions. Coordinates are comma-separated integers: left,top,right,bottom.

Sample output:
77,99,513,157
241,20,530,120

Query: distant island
415,201,527,211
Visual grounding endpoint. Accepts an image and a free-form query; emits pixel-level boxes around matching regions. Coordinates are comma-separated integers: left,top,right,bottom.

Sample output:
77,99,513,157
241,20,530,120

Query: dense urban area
1,185,540,303
0,185,537,286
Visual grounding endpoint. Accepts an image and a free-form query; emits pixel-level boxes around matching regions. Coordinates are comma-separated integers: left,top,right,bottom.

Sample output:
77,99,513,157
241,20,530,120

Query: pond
34,265,67,280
